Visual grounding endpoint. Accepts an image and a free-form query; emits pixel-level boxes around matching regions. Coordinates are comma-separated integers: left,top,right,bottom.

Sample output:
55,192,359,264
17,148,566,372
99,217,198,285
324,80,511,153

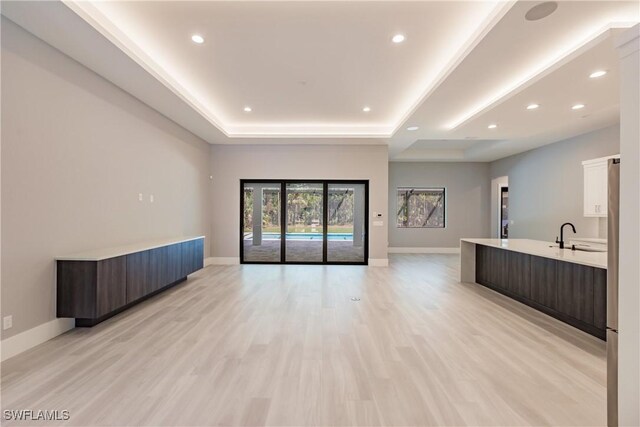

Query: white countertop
460,238,607,269
56,236,205,261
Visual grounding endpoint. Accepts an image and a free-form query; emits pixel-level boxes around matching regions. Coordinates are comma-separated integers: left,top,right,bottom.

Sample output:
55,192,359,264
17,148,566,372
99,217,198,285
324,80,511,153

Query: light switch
138,193,143,202
150,194,154,203
3,315,12,330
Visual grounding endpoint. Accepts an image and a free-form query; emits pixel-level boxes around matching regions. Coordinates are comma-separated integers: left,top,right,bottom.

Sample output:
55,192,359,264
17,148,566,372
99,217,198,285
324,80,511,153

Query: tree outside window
396,188,445,228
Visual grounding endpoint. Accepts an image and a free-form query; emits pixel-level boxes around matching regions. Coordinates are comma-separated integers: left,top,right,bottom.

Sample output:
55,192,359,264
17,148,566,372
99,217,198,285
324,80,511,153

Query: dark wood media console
57,237,204,326
475,244,606,339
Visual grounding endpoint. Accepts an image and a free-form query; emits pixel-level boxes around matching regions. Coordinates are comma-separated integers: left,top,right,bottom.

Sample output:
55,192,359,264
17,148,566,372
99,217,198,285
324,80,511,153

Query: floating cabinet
180,239,204,279
96,256,127,317
57,256,127,320
126,250,152,303
583,155,618,217
57,237,204,326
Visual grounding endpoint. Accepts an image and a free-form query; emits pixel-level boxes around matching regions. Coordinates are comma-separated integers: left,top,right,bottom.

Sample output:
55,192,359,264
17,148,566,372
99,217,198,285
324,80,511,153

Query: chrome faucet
556,222,577,249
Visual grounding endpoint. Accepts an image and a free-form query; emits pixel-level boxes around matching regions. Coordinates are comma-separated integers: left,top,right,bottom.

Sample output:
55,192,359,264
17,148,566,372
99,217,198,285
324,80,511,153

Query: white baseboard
368,258,389,267
205,257,240,266
1,318,75,362
388,247,461,254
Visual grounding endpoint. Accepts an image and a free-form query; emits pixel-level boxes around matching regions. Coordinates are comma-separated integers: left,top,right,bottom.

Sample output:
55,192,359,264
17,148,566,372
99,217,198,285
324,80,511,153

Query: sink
548,244,607,253
573,245,607,253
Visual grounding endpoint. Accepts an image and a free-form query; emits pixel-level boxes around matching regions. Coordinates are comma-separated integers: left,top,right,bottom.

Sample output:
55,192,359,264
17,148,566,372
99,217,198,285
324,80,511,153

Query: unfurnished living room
1,1,639,426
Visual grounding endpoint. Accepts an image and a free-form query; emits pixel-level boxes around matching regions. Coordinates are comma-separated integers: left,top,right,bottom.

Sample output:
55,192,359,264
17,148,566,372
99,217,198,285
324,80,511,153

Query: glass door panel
285,183,324,263
327,183,366,263
242,182,282,262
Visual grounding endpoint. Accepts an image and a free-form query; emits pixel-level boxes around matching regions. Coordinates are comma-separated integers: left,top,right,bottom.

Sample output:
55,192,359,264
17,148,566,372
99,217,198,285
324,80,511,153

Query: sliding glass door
242,182,282,262
240,180,368,265
285,183,324,263
327,183,366,263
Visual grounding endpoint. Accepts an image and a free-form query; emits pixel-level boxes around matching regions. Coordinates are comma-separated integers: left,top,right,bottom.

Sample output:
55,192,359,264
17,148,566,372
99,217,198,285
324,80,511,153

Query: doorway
240,180,369,265
500,186,509,239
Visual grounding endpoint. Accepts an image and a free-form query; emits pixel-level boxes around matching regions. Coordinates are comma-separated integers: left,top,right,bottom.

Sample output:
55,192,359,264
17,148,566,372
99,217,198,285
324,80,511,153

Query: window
396,187,445,228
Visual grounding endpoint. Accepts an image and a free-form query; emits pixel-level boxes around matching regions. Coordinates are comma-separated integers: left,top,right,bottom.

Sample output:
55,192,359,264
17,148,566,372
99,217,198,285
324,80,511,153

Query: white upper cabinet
582,155,619,217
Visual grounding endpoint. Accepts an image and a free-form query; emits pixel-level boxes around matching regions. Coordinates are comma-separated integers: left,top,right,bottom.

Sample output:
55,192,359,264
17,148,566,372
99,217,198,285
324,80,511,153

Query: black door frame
500,186,509,239
240,179,369,265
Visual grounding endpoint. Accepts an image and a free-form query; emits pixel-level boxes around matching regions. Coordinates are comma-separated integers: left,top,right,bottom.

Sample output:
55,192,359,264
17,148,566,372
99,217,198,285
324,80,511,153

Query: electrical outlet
3,315,13,330
138,193,143,202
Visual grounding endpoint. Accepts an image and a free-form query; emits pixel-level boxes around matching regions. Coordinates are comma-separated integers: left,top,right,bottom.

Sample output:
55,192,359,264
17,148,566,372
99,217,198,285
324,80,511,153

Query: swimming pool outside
244,232,353,241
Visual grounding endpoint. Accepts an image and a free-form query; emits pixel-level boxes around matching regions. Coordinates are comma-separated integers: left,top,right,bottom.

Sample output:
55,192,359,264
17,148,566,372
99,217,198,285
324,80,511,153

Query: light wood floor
1,254,606,426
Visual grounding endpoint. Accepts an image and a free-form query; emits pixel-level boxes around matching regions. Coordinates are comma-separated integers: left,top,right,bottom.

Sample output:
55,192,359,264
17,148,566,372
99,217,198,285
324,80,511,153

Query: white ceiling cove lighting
407,126,419,131
243,106,252,112
589,70,607,78
526,103,540,110
572,104,585,110
362,106,371,112
191,34,204,44
488,124,497,129
392,34,405,43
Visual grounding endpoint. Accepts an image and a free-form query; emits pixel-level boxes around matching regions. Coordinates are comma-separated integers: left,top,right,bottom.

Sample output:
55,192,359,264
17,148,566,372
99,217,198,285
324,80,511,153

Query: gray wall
1,18,212,339
489,125,620,241
388,162,491,248
210,144,389,260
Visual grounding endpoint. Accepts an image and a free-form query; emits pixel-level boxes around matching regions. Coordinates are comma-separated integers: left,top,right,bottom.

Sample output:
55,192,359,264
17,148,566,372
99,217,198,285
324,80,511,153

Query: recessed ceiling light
589,70,607,78
526,103,540,110
392,34,405,43
191,34,204,44
572,104,585,110
488,124,497,129
243,106,252,112
406,126,419,131
525,2,558,21
362,106,371,112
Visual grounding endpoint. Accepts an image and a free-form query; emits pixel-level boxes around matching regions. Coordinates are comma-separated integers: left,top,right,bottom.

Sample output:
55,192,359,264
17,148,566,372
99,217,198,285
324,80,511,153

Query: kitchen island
460,238,607,339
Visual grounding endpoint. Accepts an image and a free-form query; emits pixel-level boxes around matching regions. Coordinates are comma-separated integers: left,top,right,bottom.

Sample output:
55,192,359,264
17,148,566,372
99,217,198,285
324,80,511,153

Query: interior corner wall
209,144,389,261
388,162,491,249
489,125,620,241
1,18,212,340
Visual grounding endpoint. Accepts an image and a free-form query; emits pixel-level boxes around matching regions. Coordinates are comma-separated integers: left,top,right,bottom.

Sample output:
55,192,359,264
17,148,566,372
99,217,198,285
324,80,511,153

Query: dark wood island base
460,239,608,341
57,237,204,327
474,244,606,340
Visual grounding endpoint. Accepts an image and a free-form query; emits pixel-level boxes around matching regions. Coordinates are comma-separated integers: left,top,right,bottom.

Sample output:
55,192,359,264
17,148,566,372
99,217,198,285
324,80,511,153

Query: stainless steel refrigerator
607,158,620,427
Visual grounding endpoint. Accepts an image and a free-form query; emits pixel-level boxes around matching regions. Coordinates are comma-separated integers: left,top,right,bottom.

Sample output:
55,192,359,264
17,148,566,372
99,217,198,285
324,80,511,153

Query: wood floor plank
0,254,606,426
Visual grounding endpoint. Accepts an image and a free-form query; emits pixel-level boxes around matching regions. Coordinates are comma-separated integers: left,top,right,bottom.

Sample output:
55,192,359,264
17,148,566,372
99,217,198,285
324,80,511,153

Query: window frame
396,187,447,229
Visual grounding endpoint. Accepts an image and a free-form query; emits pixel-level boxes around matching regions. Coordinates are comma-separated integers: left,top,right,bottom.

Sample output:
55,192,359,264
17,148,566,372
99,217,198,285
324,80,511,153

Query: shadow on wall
1,14,205,150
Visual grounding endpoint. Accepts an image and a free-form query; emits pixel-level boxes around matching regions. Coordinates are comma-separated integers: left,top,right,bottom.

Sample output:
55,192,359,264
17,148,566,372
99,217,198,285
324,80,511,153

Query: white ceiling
2,1,638,161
